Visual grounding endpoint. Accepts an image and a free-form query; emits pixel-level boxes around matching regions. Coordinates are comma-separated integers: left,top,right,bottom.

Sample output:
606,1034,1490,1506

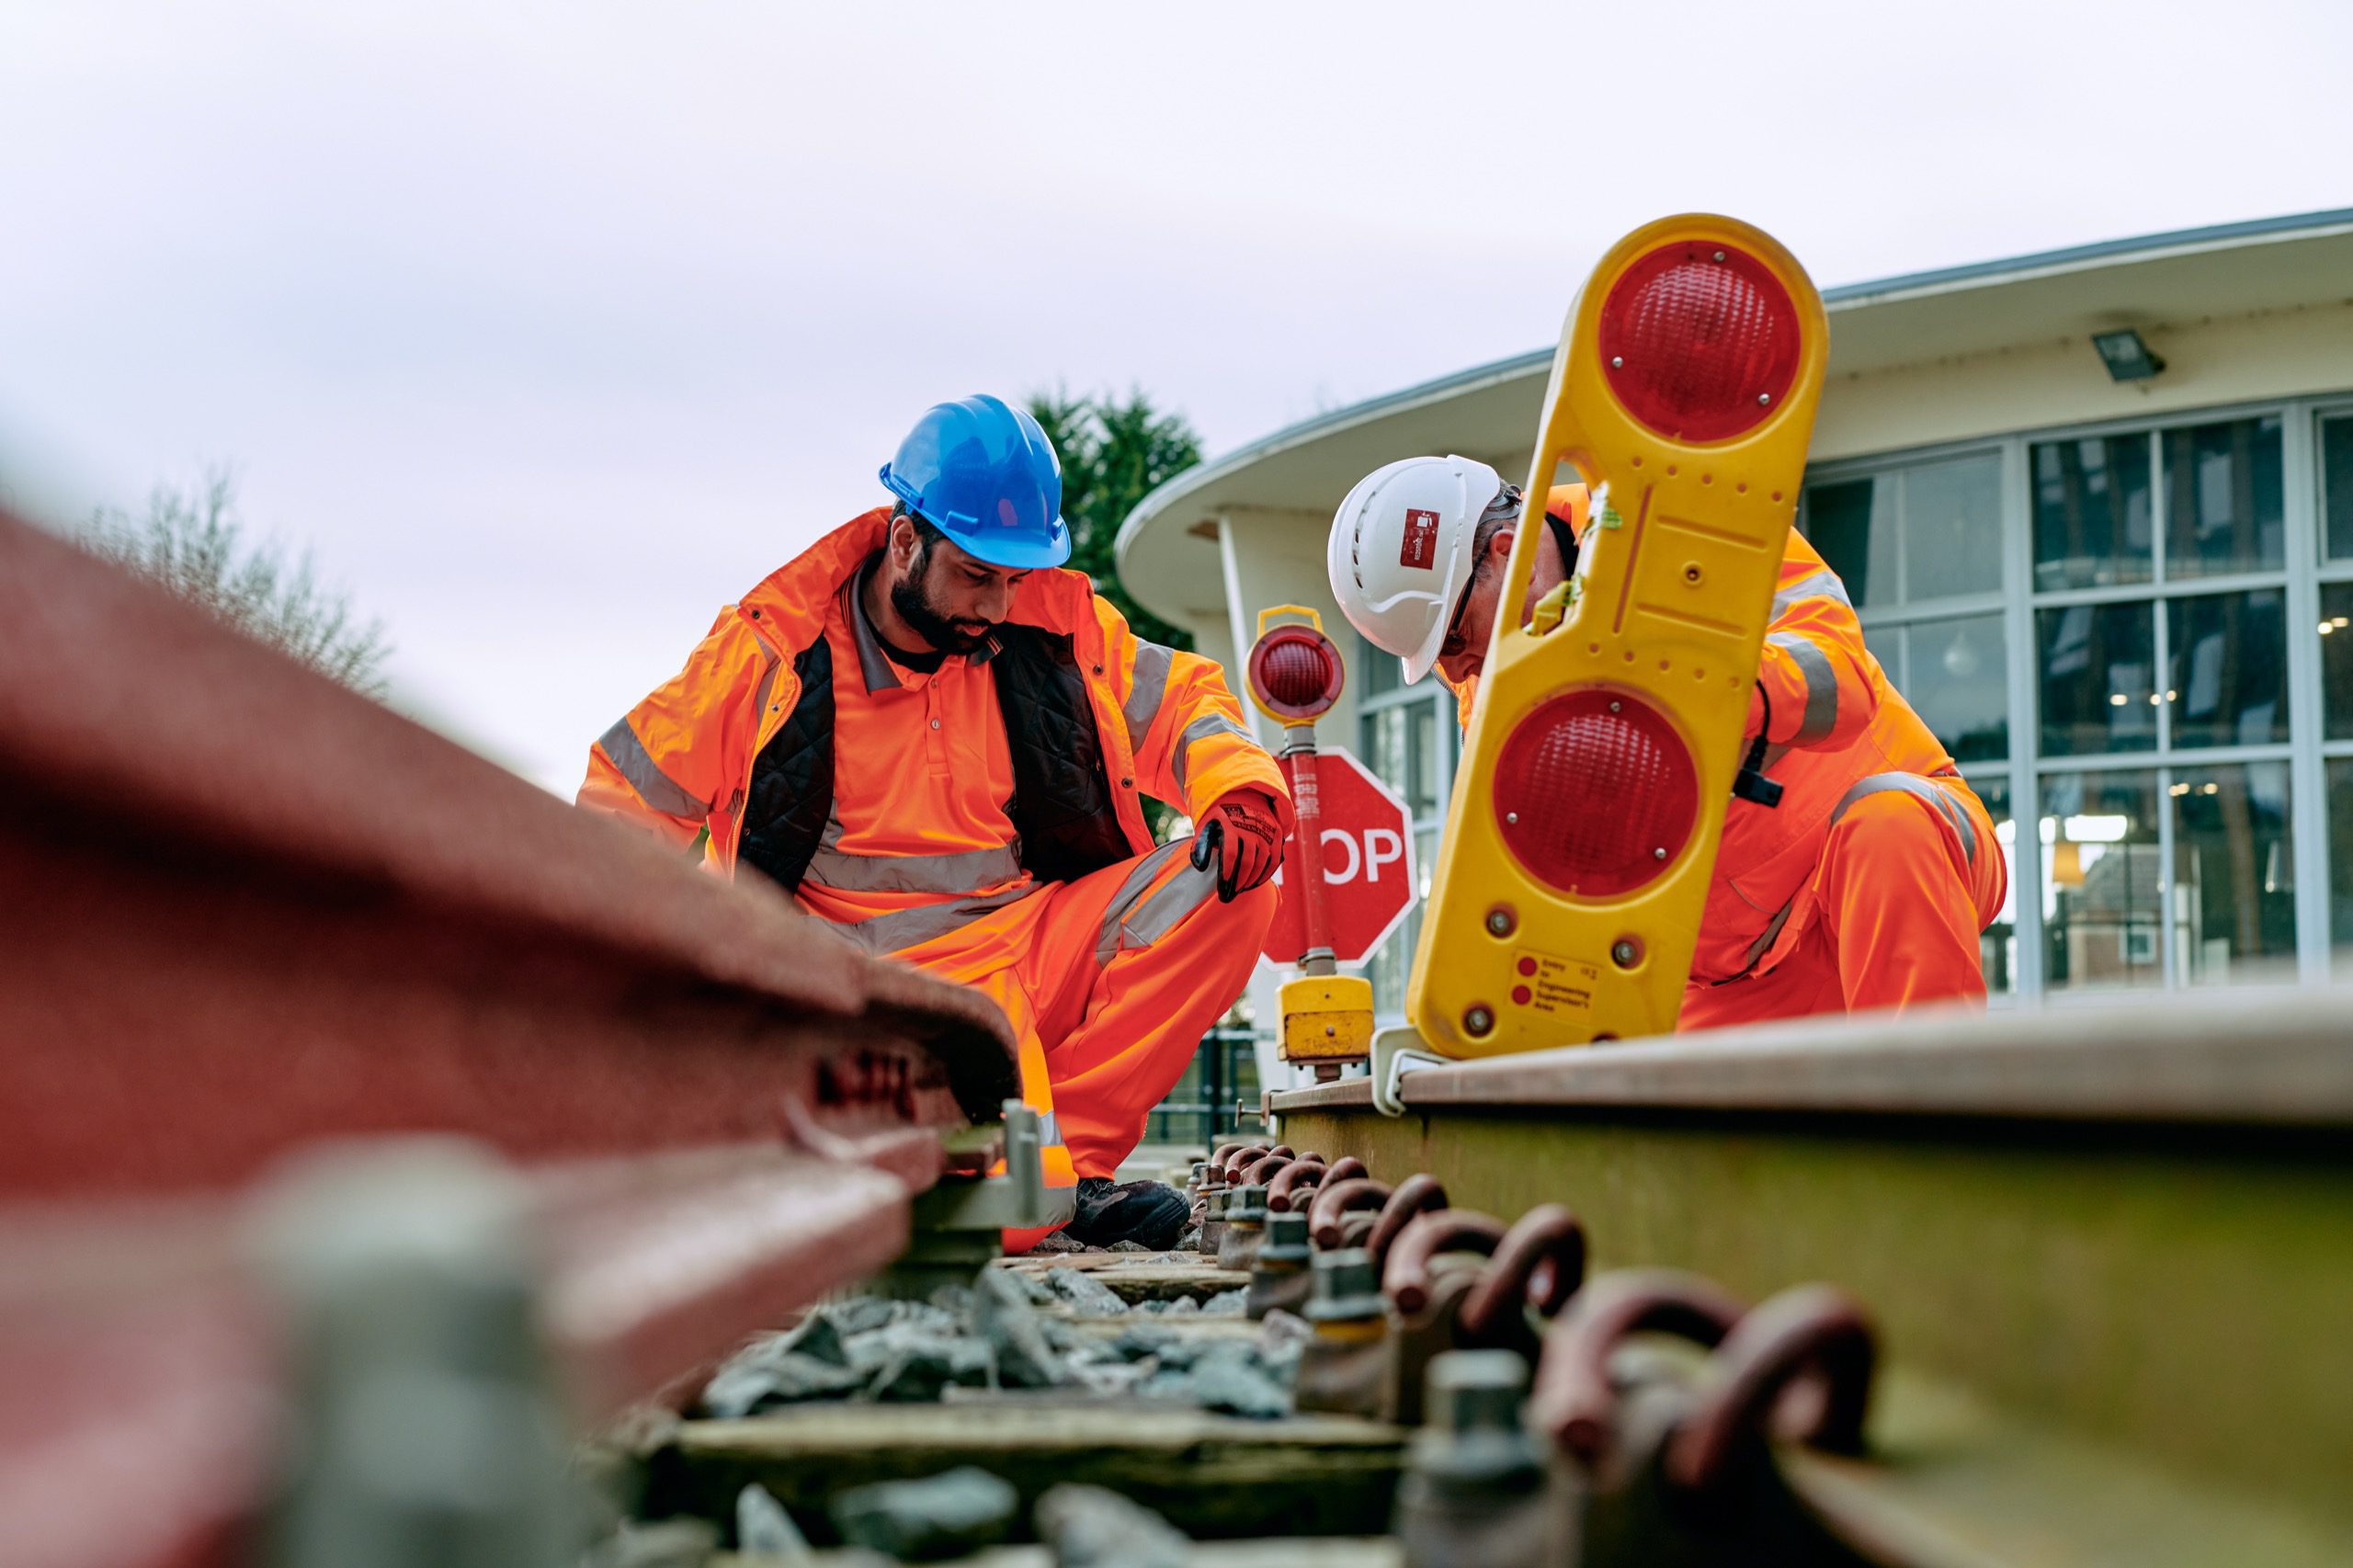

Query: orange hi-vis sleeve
1106,600,1294,836
579,607,768,850
1752,530,1879,751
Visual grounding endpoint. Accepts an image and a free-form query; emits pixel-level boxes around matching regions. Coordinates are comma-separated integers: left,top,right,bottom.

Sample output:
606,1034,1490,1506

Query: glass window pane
1358,633,1401,698
1362,698,1443,819
1861,621,1903,687
2323,415,2353,562
1802,475,1897,608
1972,774,2018,995
2327,760,2353,973
2320,583,2353,741
1363,826,1439,1019
2040,770,2162,994
1906,613,2008,763
1363,707,1406,799
2164,590,2287,748
2037,602,2156,756
2032,434,2153,590
2161,415,2283,578
1902,452,2003,601
2170,762,2295,985
1407,701,1439,819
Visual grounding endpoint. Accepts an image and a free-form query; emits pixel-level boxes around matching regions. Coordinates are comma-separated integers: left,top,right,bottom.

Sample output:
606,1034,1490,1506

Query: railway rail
7,498,2352,1568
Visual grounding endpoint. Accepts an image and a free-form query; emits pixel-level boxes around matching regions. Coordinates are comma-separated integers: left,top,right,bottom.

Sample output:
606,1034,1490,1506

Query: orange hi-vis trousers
1677,771,2006,1029
893,835,1277,1187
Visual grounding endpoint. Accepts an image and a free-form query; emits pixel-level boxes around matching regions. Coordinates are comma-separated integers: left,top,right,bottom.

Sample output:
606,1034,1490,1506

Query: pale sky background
4,2,2349,793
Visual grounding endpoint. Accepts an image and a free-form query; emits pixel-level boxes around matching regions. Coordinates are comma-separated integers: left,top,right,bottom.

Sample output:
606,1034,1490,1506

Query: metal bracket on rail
1372,1025,1448,1118
884,1102,1074,1296
908,1101,1071,1232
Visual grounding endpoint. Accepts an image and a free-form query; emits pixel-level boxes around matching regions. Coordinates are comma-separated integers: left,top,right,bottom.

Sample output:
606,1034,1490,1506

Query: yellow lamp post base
1279,974,1376,1073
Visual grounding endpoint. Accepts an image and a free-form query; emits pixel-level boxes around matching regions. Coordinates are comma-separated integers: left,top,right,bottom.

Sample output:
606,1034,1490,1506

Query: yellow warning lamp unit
1245,607,1376,1080
1407,215,1830,1056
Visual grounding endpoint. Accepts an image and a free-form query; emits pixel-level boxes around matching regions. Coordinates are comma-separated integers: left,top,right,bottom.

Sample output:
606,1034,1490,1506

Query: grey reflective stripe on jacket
1093,836,1218,964
1124,641,1175,752
802,838,1027,895
1830,772,1979,865
1766,632,1840,745
597,719,706,820
826,884,1037,956
1770,569,1852,617
1171,713,1256,795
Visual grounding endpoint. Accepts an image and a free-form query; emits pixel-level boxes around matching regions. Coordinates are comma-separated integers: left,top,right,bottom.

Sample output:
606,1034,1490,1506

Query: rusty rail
0,514,1018,1568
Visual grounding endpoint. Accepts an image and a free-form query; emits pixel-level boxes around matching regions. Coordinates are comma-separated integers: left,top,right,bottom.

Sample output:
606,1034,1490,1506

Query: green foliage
79,467,392,699
1027,388,1201,652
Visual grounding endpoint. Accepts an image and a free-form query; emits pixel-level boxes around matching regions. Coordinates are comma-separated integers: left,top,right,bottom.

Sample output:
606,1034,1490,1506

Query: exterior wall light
2091,328,2165,381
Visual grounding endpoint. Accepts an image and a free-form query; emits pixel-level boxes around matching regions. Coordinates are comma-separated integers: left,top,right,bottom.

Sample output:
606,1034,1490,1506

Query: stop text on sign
1280,827,1406,888
1261,745,1419,967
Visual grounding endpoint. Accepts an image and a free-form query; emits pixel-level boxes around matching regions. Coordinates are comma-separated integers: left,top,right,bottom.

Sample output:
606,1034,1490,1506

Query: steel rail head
1457,1203,1588,1343
1362,1173,1450,1269
1308,1176,1392,1248
1383,1209,1509,1314
1533,1268,1748,1462
1664,1284,1878,1494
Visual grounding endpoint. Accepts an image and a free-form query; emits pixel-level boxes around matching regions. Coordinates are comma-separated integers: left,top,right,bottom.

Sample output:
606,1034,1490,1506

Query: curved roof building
1119,210,2353,1014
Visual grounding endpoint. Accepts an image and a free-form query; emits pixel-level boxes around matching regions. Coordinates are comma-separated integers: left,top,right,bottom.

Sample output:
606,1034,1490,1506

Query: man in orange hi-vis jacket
583,396,1290,1247
1326,455,2006,1028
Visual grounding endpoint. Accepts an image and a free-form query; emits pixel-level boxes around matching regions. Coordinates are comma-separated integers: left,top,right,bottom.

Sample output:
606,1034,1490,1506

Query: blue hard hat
878,393,1071,569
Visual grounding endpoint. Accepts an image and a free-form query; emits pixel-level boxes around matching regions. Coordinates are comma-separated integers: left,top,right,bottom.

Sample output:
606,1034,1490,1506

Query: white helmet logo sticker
1401,508,1438,570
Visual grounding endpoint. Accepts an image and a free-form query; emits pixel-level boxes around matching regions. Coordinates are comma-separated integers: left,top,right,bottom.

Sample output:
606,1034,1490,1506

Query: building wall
1194,327,2353,1037
1812,300,2353,462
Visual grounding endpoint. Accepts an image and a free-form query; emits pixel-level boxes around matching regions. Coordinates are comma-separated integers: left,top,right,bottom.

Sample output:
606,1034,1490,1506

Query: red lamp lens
1492,691,1699,897
1262,640,1334,708
1597,242,1800,443
1247,626,1346,721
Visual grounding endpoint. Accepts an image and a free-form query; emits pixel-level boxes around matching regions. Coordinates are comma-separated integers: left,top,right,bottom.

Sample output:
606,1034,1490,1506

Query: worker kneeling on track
1329,456,2006,1027
581,394,1290,1247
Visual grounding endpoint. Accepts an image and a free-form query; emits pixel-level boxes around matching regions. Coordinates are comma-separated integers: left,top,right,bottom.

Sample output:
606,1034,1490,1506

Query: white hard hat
1326,454,1506,685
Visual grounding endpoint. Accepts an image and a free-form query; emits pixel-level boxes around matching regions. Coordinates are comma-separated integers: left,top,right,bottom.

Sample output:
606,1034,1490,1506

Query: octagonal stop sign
1262,746,1418,966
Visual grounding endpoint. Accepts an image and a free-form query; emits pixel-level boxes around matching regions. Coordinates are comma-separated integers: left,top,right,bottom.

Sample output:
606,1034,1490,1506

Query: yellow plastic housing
1279,973,1376,1062
1407,214,1828,1056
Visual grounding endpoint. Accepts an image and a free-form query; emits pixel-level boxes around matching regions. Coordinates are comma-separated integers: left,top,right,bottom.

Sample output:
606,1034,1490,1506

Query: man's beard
891,561,992,653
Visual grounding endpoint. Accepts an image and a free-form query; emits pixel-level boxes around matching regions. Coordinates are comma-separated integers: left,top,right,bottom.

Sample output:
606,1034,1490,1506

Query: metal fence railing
1143,1026,1265,1147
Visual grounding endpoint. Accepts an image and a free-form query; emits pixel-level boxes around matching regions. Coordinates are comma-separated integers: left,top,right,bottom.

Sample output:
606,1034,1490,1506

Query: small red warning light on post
1247,619,1346,724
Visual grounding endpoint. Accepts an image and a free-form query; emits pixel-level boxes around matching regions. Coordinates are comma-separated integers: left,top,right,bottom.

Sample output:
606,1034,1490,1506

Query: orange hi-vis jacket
580,508,1290,909
1460,485,1998,989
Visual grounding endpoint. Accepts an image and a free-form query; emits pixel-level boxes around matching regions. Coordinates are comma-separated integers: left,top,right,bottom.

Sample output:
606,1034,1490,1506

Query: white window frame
1355,638,1461,1024
1801,392,2353,1001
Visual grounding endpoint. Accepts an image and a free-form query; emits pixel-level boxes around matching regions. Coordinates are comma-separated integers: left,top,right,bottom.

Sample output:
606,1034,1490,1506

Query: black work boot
1065,1177,1188,1251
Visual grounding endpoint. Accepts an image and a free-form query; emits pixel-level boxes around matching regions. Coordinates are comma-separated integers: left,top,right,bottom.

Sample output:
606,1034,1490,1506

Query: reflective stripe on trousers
1831,771,1979,865
1091,836,1221,965
1720,772,1978,983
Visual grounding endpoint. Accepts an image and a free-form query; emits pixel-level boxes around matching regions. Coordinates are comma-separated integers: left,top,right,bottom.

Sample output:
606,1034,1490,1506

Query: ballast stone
829,1466,1019,1561
1035,1483,1190,1568
734,1483,813,1562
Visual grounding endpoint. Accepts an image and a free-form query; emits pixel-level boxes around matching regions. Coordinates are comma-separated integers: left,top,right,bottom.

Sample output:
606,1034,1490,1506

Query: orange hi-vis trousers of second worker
893,835,1277,1187
1677,771,2006,1029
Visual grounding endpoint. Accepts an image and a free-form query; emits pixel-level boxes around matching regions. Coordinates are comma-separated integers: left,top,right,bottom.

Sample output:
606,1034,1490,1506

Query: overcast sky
5,2,2349,792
